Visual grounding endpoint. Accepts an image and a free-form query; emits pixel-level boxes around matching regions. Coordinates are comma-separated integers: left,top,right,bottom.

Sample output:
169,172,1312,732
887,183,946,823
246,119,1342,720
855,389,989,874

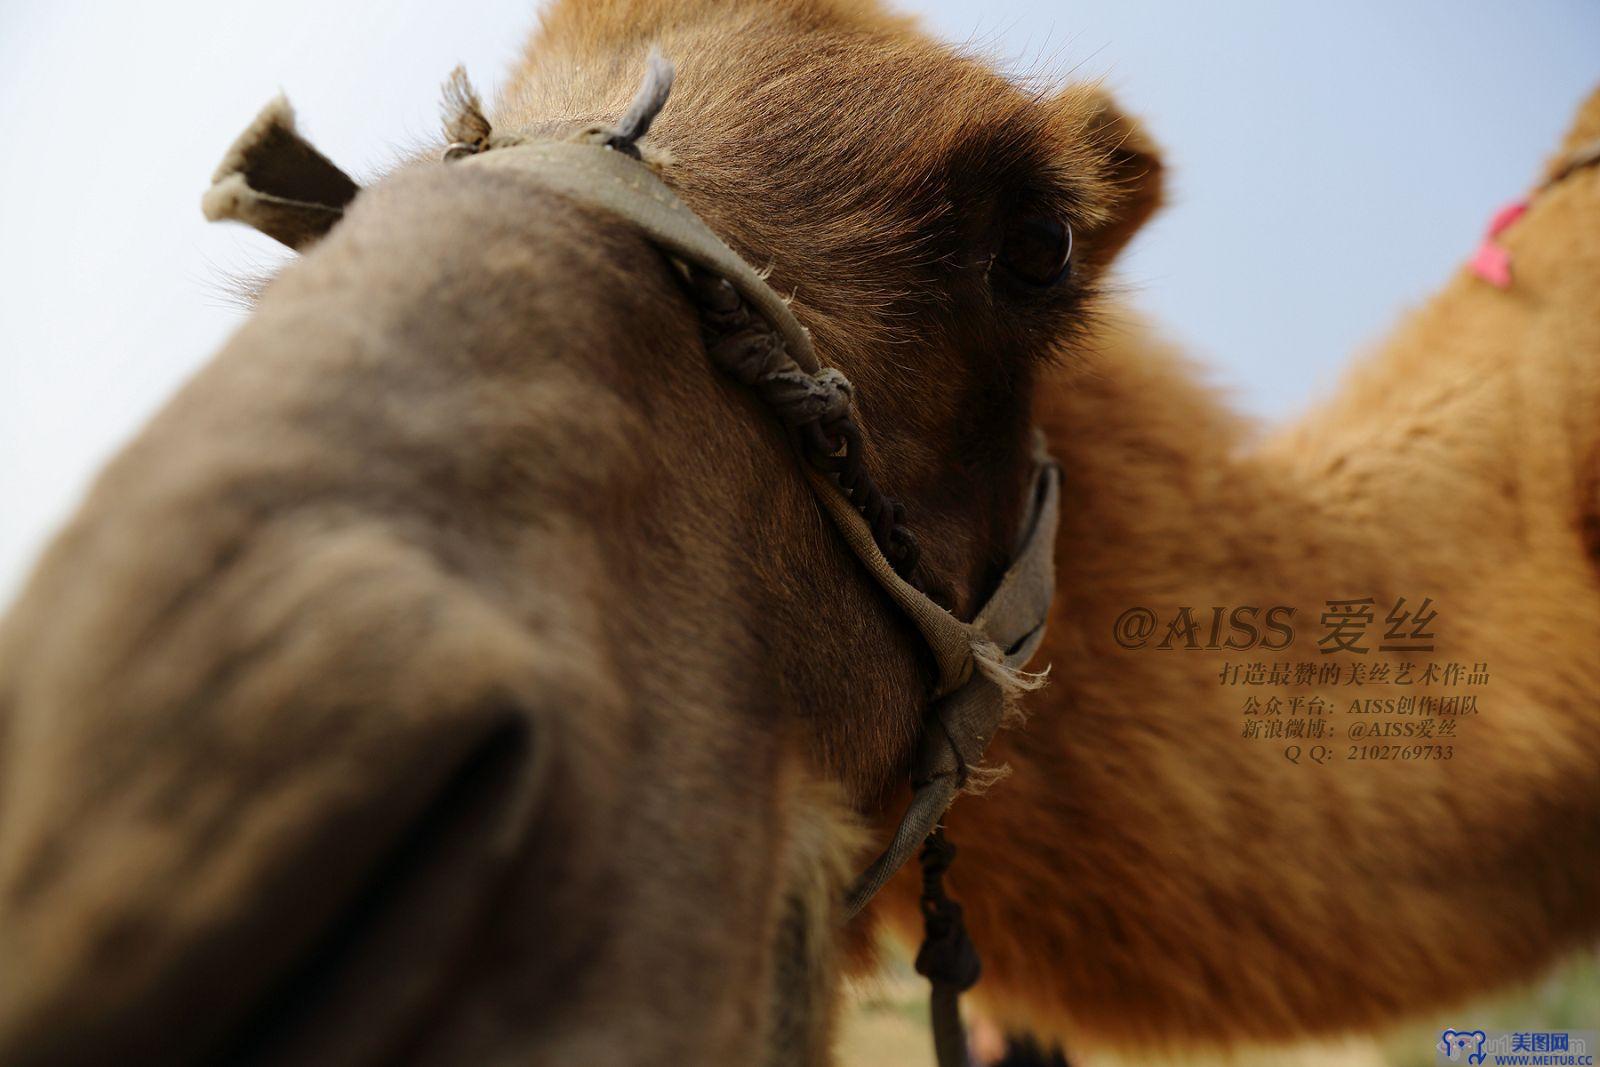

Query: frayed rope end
959,643,1051,794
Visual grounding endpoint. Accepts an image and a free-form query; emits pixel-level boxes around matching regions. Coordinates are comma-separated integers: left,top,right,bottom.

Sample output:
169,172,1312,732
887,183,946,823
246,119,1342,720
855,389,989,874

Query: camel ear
202,96,360,251
1547,85,1600,179
1075,90,1165,271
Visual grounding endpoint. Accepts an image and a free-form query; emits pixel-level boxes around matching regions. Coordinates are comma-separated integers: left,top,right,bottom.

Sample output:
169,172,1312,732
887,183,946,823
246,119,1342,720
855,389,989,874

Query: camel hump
1549,84,1600,178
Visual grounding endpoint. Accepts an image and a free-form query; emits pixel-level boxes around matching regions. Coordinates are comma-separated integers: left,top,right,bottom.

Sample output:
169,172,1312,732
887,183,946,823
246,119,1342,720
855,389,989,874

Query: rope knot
706,325,785,384
759,367,854,428
699,303,853,429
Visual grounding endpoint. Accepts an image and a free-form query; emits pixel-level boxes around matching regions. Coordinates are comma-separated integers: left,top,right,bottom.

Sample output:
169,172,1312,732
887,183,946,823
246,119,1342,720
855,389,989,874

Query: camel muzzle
1,50,1065,1067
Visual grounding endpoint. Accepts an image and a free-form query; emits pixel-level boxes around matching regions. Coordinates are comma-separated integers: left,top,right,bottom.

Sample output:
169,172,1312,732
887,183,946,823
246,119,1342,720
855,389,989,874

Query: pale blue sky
1,1,1596,598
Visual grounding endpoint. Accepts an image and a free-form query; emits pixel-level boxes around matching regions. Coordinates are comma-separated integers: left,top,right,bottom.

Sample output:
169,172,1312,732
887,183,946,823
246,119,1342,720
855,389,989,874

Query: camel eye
997,214,1073,287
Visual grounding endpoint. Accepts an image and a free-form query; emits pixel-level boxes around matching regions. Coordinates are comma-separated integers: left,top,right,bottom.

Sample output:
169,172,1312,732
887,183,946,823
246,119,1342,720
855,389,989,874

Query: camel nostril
0,688,546,1067
210,711,542,1065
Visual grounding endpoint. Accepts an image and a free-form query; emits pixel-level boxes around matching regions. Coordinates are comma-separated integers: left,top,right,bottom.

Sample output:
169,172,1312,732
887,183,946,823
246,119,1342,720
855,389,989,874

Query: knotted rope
433,54,1065,1067
441,54,920,578
683,271,856,433
916,829,983,1067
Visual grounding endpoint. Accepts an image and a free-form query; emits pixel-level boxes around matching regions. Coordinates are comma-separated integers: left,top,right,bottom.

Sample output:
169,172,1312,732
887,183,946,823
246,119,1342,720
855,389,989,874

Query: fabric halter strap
457,137,1063,916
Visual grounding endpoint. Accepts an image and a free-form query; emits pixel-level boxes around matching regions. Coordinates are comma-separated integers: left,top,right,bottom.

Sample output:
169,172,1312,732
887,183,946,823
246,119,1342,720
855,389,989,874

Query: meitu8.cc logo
1112,606,1296,651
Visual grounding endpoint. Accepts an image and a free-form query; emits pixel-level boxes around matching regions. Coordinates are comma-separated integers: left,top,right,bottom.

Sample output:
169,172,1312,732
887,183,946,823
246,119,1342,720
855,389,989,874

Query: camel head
0,0,1163,1063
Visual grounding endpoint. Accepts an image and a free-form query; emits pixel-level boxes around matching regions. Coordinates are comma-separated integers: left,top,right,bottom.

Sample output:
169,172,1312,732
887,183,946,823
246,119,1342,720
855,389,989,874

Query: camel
0,0,1595,1064
889,85,1600,1060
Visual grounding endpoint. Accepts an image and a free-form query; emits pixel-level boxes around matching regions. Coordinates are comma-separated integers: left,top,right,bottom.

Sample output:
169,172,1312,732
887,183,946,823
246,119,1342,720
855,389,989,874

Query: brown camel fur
0,0,1594,1063
874,87,1600,1057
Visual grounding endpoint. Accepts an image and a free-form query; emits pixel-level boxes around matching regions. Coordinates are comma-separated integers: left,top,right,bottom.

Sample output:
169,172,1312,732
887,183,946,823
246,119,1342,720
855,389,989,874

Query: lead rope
680,149,974,1067
573,52,980,1067
916,829,982,1067
680,266,923,579
436,52,1044,1067
688,253,973,1067
610,57,974,1065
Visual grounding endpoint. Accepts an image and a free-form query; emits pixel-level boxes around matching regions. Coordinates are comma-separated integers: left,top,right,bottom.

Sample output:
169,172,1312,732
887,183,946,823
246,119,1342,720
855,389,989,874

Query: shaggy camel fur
872,88,1600,1057
0,0,1594,1063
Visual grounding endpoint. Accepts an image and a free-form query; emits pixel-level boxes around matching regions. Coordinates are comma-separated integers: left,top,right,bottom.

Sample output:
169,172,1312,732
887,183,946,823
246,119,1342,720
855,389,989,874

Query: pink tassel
1469,199,1528,289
